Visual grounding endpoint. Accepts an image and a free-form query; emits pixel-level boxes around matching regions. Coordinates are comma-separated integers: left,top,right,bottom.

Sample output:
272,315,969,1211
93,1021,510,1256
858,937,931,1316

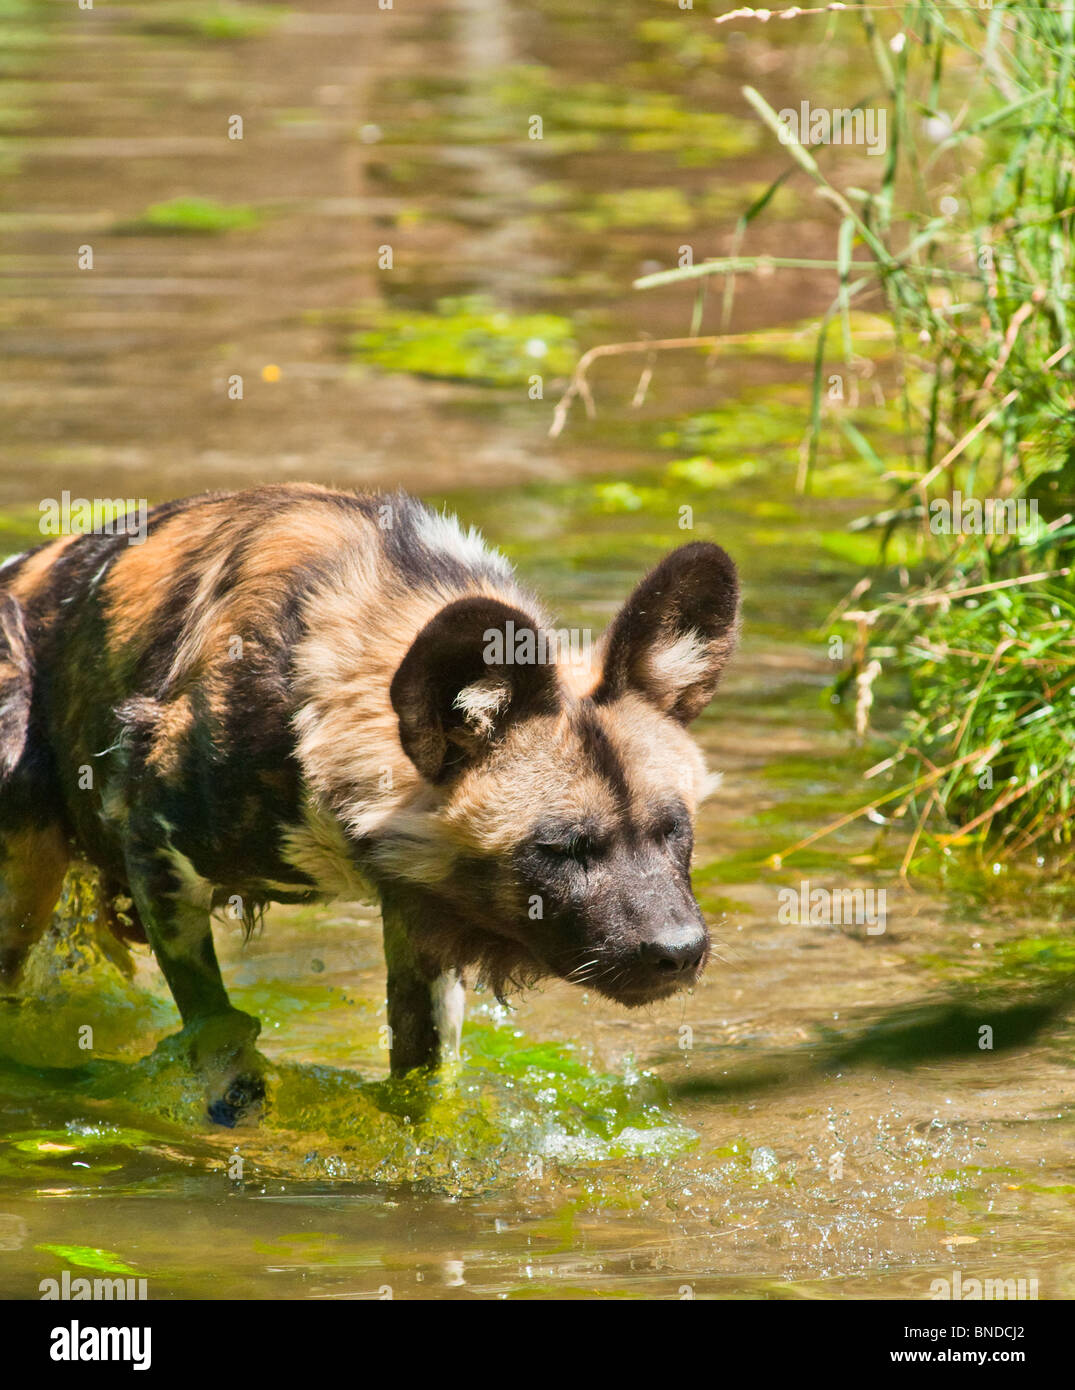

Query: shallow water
1,0,1074,1301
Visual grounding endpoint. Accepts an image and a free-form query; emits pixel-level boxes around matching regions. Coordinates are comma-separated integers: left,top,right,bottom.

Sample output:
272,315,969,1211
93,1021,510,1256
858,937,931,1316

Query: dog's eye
537,834,594,863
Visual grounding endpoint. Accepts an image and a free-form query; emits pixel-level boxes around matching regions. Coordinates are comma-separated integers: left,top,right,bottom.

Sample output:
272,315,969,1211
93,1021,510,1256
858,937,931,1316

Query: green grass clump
118,196,263,235
625,0,1075,871
349,295,576,386
886,587,1075,859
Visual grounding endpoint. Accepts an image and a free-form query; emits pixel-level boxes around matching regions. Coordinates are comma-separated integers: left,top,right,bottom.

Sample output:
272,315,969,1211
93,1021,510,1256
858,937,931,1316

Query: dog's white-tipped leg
432,969,465,1066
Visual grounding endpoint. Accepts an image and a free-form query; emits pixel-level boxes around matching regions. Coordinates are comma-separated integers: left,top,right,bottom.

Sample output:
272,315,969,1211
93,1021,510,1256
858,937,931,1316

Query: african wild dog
0,485,739,1124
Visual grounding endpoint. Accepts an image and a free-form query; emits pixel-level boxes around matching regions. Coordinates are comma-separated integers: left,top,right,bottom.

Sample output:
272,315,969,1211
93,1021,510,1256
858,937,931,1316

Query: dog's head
386,542,739,1003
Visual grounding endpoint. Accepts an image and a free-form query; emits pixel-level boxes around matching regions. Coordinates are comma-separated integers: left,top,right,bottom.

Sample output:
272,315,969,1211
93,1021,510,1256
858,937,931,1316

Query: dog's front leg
381,891,463,1075
125,842,264,1126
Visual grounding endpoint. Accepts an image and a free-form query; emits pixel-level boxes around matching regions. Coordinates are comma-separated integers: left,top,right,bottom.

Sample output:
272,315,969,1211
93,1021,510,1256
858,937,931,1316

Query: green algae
568,186,696,233
116,197,264,236
349,296,576,386
633,17,726,68
34,1244,139,1275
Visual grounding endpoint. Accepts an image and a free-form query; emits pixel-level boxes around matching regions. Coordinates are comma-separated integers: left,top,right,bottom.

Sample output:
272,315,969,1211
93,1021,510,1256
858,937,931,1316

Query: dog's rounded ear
593,541,739,724
390,597,561,783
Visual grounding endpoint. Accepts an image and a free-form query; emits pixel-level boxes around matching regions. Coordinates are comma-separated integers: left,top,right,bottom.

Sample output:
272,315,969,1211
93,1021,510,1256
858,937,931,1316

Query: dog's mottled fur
0,485,739,1121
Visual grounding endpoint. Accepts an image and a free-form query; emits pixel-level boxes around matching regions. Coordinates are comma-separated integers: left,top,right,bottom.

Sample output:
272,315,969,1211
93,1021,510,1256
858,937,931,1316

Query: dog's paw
180,1010,265,1127
207,1071,266,1128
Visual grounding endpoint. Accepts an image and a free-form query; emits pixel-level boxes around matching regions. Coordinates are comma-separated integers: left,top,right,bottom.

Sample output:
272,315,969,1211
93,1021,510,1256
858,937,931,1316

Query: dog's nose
640,924,707,973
